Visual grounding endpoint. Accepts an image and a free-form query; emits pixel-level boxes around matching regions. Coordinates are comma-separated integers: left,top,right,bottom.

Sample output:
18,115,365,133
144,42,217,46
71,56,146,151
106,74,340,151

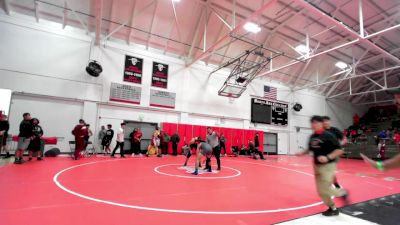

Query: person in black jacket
0,115,10,158
171,133,180,156
15,113,33,164
27,118,44,161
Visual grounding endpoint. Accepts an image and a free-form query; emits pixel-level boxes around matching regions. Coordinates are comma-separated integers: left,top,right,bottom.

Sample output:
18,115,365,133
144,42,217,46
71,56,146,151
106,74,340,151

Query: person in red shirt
132,128,143,156
394,131,400,145
72,119,88,160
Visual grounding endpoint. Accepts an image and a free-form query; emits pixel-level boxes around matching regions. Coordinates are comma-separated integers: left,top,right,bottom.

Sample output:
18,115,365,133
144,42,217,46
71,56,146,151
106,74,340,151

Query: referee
297,116,349,216
322,116,347,188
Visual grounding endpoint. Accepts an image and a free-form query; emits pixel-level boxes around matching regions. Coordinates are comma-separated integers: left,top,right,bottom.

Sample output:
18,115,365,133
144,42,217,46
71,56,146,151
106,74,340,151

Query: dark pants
220,143,226,154
172,142,178,155
253,149,265,159
160,143,168,154
132,142,141,155
111,141,125,157
212,146,221,169
74,138,85,159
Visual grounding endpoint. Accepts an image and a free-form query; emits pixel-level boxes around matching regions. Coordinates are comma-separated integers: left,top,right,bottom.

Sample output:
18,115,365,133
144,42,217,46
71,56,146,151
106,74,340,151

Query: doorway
264,132,277,154
124,121,158,153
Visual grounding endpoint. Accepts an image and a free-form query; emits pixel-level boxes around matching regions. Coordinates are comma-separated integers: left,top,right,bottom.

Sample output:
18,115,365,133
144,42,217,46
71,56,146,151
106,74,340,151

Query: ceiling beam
94,0,103,46
62,1,68,29
187,0,279,66
125,0,136,45
34,0,39,22
65,0,89,34
145,0,159,50
187,6,206,60
2,0,10,15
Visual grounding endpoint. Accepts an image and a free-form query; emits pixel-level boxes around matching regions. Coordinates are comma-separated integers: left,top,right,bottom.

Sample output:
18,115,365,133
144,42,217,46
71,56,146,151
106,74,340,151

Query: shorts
1,132,7,146
183,147,191,158
200,144,212,156
17,137,31,151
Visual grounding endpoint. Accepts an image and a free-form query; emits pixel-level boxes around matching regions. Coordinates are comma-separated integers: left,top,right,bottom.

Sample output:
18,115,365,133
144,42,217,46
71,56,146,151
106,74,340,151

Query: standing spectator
132,128,143,156
220,133,227,156
84,124,93,150
27,118,44,161
15,113,33,164
98,125,106,150
130,128,138,154
111,123,126,158
72,119,88,160
159,131,169,155
153,129,161,157
255,133,260,149
171,132,180,156
102,124,114,154
0,115,10,158
207,127,221,170
162,131,170,155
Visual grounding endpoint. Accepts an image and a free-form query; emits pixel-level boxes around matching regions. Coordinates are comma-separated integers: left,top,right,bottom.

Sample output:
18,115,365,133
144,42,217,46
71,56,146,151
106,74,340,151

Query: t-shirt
207,131,219,148
103,129,114,141
32,125,43,139
19,120,33,138
0,120,9,133
326,127,344,140
308,130,342,164
254,136,260,147
134,131,142,143
116,128,124,142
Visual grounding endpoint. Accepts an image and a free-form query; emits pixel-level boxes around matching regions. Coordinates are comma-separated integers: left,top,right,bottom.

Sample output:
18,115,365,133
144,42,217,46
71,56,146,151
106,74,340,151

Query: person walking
111,123,126,158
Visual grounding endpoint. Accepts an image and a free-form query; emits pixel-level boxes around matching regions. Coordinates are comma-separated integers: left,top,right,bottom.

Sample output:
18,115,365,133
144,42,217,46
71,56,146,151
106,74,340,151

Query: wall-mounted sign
123,55,143,84
151,61,169,88
251,98,288,126
110,82,141,104
149,89,175,109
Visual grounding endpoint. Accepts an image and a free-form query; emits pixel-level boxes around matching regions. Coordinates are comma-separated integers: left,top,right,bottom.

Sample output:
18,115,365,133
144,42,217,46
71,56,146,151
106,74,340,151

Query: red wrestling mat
0,155,399,225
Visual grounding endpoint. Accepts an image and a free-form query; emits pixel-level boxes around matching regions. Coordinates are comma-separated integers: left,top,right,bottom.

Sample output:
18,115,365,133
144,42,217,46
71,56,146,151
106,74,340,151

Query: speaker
44,148,61,157
293,103,303,112
86,60,103,77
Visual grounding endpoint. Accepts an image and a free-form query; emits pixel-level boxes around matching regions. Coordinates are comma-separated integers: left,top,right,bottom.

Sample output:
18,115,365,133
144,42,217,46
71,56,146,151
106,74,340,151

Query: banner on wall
110,82,141,104
149,89,175,109
151,61,169,88
123,55,143,84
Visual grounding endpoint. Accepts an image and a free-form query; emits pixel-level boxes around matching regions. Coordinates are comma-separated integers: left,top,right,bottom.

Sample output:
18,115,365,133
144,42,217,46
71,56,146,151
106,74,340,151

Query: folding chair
83,141,97,157
68,141,76,159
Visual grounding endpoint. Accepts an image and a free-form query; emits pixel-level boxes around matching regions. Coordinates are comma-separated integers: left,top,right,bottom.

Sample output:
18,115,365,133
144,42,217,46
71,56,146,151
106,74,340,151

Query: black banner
123,55,143,84
151,62,169,89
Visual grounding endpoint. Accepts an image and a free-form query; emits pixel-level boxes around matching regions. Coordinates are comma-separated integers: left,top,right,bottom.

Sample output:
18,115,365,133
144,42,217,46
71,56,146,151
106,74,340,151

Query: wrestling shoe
192,170,198,175
322,208,339,216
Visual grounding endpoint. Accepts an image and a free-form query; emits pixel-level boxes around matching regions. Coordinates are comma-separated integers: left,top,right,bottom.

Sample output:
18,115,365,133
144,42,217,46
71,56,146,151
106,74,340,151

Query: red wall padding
162,123,264,154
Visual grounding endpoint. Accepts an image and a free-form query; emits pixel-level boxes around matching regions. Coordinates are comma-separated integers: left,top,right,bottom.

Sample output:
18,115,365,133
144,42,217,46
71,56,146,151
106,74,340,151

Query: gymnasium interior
0,0,400,224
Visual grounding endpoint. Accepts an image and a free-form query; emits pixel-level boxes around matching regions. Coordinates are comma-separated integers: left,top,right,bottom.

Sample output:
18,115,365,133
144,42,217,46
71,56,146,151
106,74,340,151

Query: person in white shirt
111,123,126,158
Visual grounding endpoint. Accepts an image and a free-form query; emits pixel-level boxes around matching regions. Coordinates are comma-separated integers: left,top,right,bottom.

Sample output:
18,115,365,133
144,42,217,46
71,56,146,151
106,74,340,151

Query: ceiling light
171,0,180,2
243,22,261,33
335,61,348,69
295,44,309,54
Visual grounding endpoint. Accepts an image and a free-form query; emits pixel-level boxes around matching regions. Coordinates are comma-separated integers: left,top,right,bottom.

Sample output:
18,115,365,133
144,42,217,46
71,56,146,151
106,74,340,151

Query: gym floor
0,155,399,225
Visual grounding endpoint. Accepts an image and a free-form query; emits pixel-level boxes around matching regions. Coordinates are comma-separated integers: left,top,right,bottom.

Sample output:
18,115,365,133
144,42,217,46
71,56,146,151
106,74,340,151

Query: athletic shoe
139,153,143,157
157,155,162,158
207,168,212,172
322,208,339,216
37,157,42,161
19,158,26,163
217,167,221,171
131,153,135,157
3,153,11,158
14,159,21,164
192,170,198,175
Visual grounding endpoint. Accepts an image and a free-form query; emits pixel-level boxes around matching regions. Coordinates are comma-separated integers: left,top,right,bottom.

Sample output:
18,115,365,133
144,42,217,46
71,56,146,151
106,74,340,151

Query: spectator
240,144,250,155
27,118,44,161
393,131,400,145
98,125,106,148
111,123,126,158
153,129,161,157
220,133,227,156
171,133,180,156
84,124,93,150
160,131,170,155
72,119,88,160
15,113,33,164
0,115,10,158
132,128,142,156
102,124,114,154
130,128,138,154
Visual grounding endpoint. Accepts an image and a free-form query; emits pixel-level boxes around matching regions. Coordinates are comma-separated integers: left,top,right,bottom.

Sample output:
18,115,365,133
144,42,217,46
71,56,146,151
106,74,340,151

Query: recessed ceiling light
295,44,309,54
243,22,261,33
335,61,348,69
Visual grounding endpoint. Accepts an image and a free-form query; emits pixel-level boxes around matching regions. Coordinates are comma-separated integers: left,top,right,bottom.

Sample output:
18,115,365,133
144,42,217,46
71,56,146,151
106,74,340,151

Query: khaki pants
314,162,346,208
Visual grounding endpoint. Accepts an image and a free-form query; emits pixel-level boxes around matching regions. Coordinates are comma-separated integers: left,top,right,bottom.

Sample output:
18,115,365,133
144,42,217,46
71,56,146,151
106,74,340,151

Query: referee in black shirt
322,116,347,189
297,116,349,216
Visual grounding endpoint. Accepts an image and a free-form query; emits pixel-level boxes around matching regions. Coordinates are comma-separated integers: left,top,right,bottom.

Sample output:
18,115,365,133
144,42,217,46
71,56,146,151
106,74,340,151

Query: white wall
0,12,367,153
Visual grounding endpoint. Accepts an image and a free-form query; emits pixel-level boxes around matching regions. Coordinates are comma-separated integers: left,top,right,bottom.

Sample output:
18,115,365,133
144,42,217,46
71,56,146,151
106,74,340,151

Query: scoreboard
251,98,288,126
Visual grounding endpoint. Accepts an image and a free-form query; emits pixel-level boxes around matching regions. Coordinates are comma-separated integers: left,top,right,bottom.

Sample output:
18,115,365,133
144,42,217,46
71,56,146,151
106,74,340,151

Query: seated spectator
393,131,400,145
239,144,250,155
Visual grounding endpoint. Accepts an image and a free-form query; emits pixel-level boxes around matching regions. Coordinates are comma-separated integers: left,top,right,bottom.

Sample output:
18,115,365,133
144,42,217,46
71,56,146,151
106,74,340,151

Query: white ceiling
1,0,400,105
